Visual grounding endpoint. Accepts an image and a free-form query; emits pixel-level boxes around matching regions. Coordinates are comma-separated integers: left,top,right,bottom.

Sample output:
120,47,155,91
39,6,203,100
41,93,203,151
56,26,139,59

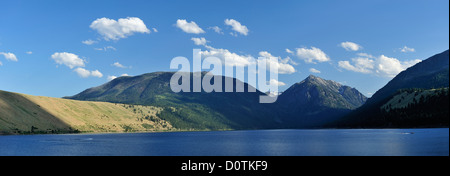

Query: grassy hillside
66,72,282,130
0,90,174,134
381,88,449,111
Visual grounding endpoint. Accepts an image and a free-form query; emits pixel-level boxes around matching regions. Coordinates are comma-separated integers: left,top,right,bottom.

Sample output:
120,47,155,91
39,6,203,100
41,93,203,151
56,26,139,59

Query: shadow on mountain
0,90,75,134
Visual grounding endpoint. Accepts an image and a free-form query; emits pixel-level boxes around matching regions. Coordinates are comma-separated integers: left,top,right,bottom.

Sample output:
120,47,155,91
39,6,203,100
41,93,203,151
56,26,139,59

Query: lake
0,128,448,156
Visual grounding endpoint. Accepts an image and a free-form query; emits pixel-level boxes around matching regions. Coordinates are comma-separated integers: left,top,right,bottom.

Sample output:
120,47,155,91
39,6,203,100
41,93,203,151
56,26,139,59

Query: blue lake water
0,128,448,156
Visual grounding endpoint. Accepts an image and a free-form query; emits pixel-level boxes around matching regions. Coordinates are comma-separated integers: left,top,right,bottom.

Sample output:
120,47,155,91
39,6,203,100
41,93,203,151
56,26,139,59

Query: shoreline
2,127,448,136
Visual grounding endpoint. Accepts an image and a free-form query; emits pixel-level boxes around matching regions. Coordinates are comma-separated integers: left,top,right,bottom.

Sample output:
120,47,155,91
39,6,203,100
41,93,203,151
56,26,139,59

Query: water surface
0,128,448,156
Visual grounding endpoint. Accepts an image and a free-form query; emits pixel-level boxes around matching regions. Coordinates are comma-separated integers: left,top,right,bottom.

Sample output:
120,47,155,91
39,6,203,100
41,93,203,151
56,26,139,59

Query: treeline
330,88,449,128
380,88,449,127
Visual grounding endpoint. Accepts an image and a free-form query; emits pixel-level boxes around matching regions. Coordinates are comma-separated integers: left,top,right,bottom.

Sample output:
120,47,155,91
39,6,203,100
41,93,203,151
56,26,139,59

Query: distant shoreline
2,127,448,136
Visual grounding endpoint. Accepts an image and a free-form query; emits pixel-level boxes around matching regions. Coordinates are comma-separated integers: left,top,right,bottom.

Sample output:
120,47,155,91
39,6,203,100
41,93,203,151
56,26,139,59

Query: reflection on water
0,128,448,156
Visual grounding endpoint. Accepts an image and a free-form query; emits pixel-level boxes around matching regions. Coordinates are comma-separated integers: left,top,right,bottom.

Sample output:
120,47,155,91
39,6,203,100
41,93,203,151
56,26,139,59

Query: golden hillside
0,90,174,134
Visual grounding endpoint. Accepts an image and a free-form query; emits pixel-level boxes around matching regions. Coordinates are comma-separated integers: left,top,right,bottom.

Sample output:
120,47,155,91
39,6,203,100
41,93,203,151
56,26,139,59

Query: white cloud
90,17,150,41
0,61,2,66
309,68,321,73
82,39,97,45
267,79,286,86
338,54,422,77
208,26,223,34
152,28,158,32
51,52,85,69
74,68,103,78
229,32,238,37
340,41,362,51
376,55,421,77
198,45,296,74
175,19,205,34
357,52,375,58
112,62,130,68
280,56,298,66
26,51,32,54
338,57,374,74
191,37,208,46
90,70,103,78
224,19,249,36
94,46,116,51
258,51,296,74
199,46,254,67
73,68,91,78
107,74,130,81
0,52,18,62
107,75,117,81
400,46,415,53
295,47,330,63
285,49,294,54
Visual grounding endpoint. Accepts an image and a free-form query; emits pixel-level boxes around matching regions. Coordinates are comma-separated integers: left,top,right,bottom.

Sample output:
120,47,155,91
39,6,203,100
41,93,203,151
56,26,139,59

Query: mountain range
65,72,368,129
66,72,282,130
1,50,448,134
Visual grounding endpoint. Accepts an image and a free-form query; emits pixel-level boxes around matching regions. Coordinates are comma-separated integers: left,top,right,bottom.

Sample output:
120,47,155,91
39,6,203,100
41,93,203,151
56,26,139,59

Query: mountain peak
301,75,341,88
277,75,368,127
305,74,321,80
279,75,367,109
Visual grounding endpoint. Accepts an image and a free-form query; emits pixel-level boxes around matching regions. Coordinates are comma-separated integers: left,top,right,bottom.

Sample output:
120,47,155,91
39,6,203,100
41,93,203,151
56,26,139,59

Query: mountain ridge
332,49,449,128
66,72,368,129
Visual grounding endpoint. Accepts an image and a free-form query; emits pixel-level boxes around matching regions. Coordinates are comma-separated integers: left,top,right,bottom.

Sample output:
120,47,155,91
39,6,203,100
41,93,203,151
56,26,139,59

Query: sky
0,0,449,98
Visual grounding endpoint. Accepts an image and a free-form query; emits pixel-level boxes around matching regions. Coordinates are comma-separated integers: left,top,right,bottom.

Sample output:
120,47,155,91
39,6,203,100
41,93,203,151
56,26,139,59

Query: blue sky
0,0,449,98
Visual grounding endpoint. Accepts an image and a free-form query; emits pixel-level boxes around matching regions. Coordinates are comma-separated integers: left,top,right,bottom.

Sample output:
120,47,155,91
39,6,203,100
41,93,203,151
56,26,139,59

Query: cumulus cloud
90,17,150,41
309,68,321,73
356,52,375,58
82,39,97,45
94,46,116,51
258,51,296,74
338,58,374,74
208,26,223,34
197,44,296,74
376,55,421,77
112,62,130,68
285,49,294,54
175,19,205,34
74,68,103,78
107,75,117,81
340,41,362,51
295,47,330,63
107,73,131,81
26,51,33,55
51,52,85,69
0,52,18,62
400,46,415,53
267,79,286,86
338,54,422,77
152,28,158,32
224,19,249,36
199,47,255,67
90,70,103,78
191,37,208,46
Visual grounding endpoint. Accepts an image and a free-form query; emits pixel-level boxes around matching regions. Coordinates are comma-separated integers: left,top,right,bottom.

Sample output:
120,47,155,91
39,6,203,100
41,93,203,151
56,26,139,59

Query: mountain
367,50,449,105
0,90,173,134
333,50,449,128
66,72,282,130
276,75,367,128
